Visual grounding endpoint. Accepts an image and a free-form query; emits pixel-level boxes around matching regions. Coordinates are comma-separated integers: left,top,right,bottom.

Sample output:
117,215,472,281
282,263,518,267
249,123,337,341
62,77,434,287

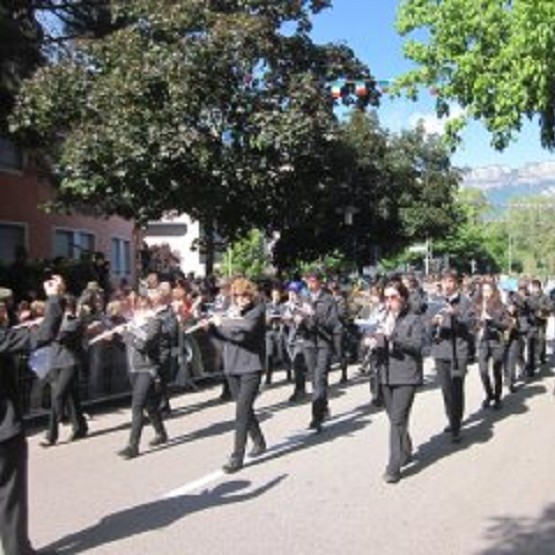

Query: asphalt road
27,357,555,555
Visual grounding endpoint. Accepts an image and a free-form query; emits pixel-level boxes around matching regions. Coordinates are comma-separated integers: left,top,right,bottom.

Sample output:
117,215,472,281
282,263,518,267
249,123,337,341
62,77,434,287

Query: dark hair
384,278,410,302
441,268,459,282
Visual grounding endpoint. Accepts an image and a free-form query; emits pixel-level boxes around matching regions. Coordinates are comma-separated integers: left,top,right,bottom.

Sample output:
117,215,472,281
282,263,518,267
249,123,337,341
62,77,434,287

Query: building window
0,137,24,171
53,229,95,259
111,237,131,279
0,223,26,263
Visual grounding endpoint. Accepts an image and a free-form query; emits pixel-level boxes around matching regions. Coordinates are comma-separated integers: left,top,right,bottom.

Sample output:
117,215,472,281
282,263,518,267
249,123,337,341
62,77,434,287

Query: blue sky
310,0,555,170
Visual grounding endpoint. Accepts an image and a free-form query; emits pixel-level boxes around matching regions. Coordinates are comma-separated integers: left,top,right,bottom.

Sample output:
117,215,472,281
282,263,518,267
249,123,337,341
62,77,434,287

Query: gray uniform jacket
430,293,476,362
376,310,426,386
0,296,63,442
123,316,163,376
212,301,265,376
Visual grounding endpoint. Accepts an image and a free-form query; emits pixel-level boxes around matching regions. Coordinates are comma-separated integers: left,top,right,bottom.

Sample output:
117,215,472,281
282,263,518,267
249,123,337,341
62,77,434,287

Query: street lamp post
338,205,360,276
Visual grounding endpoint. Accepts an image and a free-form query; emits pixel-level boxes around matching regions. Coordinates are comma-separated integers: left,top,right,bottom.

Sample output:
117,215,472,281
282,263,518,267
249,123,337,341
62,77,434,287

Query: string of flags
329,78,439,98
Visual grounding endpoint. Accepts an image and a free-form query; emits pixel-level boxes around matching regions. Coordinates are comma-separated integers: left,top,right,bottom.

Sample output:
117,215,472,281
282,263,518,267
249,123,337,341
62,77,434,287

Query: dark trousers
290,348,308,395
478,342,504,403
505,335,525,386
526,326,546,375
303,344,332,423
435,359,466,436
128,372,166,448
381,385,416,476
227,372,264,461
47,365,87,443
0,433,34,555
265,329,285,383
333,330,348,379
158,361,173,413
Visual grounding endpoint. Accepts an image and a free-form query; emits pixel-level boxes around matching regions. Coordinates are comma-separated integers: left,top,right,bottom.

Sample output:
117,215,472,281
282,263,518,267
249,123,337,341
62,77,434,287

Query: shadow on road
403,367,550,479
42,474,287,554
478,502,555,555
245,403,374,470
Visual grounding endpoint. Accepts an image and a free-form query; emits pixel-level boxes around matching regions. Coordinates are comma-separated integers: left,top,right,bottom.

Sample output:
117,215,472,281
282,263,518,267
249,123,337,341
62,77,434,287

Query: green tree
0,1,43,131
432,188,499,273
274,112,461,271
503,197,555,276
396,0,555,150
11,0,376,238
223,229,268,280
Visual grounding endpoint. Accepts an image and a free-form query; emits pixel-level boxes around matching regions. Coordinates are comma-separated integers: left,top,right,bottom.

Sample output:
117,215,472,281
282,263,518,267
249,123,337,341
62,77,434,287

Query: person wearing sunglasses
205,277,266,473
368,278,426,484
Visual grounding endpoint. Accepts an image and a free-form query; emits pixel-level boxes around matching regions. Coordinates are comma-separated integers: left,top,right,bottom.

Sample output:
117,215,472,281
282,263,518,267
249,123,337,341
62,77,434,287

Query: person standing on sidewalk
430,269,476,444
370,279,426,484
205,277,266,474
0,276,64,555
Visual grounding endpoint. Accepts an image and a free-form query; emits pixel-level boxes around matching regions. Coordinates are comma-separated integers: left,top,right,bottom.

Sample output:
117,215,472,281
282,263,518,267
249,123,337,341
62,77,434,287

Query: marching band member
299,271,339,433
430,269,476,444
474,279,511,410
504,283,530,389
0,277,64,555
41,290,89,447
116,295,169,459
204,277,266,474
370,279,426,484
264,285,286,386
282,281,309,402
525,279,552,376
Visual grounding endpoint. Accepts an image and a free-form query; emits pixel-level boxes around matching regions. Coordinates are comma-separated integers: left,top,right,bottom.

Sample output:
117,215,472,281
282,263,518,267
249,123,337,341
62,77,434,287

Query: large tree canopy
273,110,462,270
0,1,43,131
396,0,555,150
11,0,377,236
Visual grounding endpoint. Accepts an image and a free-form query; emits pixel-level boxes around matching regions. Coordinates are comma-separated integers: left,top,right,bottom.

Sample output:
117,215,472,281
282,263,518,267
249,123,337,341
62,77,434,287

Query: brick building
0,136,137,285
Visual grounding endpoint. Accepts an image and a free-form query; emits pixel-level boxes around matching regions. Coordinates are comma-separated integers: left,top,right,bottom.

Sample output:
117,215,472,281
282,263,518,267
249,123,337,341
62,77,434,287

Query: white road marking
161,406,370,499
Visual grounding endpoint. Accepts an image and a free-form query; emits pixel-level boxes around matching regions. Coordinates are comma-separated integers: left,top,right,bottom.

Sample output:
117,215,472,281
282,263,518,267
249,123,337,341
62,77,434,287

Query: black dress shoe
248,442,267,458
222,458,243,474
451,432,462,444
308,420,322,433
69,429,88,442
481,398,492,409
492,399,503,410
40,439,56,448
383,471,401,484
288,391,307,403
117,445,139,459
509,384,517,393
149,433,168,447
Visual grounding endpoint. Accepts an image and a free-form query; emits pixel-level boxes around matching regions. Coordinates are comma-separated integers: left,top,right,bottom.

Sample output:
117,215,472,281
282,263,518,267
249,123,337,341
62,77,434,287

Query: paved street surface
28,358,555,555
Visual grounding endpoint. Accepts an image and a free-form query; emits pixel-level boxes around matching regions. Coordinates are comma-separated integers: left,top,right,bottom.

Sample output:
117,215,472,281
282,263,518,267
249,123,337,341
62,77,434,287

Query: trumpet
88,310,155,345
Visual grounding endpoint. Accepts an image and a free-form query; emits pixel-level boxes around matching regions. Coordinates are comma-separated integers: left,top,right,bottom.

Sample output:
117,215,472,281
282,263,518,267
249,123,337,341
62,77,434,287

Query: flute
11,317,44,330
184,314,244,335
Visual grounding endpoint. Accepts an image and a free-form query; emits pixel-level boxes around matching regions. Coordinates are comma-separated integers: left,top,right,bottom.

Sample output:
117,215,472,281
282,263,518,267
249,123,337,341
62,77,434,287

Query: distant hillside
461,161,555,209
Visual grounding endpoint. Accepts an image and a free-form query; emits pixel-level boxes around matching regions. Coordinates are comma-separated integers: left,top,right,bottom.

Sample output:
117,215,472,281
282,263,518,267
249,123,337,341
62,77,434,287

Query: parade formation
4,1,555,553
1,265,554,553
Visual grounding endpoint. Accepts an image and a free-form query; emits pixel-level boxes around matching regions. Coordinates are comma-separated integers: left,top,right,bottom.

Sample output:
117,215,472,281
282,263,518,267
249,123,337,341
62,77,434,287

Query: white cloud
408,106,465,136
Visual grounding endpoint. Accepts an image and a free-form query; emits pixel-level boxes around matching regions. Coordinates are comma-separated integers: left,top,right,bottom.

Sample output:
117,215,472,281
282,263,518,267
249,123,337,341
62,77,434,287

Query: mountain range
461,161,555,208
